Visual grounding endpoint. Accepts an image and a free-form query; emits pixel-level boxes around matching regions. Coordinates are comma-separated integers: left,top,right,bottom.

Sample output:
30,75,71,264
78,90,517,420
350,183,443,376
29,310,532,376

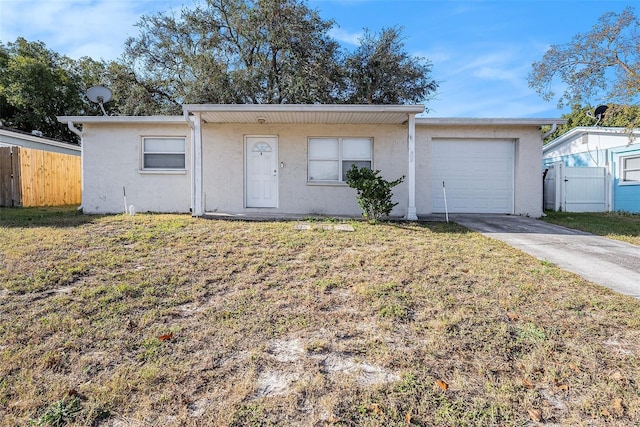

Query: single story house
543,127,640,213
0,125,81,156
58,104,563,219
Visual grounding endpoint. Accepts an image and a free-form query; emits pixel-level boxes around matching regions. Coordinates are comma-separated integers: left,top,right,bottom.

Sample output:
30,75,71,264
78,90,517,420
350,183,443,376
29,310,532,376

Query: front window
308,137,372,182
142,137,186,170
622,155,640,182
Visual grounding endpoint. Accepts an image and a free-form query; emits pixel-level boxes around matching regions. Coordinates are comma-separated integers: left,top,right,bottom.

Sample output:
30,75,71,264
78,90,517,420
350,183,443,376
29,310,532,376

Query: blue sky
0,0,633,118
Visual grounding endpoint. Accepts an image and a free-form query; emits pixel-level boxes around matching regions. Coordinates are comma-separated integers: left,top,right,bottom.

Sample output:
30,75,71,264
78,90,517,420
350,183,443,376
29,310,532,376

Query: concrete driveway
450,214,640,299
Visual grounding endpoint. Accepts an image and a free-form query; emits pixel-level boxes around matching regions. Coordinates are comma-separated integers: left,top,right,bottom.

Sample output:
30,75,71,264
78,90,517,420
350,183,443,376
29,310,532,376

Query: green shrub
346,165,404,221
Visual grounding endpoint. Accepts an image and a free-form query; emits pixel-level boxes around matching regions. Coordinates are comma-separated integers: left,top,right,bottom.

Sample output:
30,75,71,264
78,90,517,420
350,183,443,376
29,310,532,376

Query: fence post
554,161,563,212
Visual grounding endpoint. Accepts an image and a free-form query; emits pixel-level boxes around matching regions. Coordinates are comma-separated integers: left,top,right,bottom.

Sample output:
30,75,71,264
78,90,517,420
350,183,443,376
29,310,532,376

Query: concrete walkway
450,214,640,299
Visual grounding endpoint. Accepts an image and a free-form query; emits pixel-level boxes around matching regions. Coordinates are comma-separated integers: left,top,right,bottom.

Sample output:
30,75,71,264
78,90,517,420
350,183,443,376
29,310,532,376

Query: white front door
245,136,278,208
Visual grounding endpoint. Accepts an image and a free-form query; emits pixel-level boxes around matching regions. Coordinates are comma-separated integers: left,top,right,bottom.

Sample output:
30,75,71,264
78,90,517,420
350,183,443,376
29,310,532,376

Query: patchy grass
543,211,640,246
1,206,640,426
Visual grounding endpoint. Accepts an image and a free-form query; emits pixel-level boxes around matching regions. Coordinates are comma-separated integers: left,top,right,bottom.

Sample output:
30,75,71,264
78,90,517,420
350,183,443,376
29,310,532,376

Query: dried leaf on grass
609,371,624,381
611,398,624,416
435,379,449,391
370,403,383,415
528,408,542,422
601,398,624,417
158,332,173,341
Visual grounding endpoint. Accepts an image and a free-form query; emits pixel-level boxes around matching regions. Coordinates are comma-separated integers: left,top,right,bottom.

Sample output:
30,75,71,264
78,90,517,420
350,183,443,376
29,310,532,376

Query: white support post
193,112,204,217
406,114,418,220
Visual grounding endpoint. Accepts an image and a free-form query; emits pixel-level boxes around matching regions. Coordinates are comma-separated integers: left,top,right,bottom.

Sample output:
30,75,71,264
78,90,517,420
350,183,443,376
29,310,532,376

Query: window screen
142,137,186,170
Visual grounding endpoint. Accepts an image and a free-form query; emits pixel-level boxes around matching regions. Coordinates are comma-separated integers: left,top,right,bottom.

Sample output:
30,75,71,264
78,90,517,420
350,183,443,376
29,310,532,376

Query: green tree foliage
122,0,437,108
1,0,438,133
123,0,344,110
0,38,84,141
344,27,437,105
0,37,158,140
345,165,404,221
543,104,640,142
529,7,640,111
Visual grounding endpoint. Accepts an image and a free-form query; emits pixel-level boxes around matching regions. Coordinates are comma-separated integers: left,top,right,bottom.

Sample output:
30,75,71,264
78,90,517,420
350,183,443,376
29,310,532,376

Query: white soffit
183,104,425,124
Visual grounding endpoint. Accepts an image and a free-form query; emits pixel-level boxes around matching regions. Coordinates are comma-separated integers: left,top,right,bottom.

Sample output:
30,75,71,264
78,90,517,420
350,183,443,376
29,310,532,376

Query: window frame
307,137,373,184
140,136,187,173
620,154,640,184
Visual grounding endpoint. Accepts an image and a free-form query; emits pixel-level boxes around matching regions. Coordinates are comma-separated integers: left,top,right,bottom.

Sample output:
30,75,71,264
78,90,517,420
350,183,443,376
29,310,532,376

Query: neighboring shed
0,126,81,156
543,127,640,213
59,104,563,218
0,127,82,207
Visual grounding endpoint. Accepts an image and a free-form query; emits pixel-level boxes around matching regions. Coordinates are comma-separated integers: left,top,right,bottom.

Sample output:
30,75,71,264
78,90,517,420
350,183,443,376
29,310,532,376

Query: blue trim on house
610,144,640,213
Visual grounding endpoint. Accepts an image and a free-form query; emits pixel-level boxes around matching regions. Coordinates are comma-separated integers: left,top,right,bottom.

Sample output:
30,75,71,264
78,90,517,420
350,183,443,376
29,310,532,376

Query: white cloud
328,27,362,46
1,0,183,60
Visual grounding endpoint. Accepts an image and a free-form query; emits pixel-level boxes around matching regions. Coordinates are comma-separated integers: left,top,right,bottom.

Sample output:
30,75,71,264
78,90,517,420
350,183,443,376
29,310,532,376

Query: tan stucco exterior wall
201,122,409,217
81,122,191,214
415,124,543,217
80,120,544,217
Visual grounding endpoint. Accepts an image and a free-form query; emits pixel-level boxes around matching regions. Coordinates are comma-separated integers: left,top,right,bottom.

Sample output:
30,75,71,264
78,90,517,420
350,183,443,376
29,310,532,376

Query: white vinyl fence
543,162,608,212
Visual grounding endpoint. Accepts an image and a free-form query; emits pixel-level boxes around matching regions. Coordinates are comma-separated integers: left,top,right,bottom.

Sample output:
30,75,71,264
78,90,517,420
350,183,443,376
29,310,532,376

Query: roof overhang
183,104,425,124
57,116,186,125
0,127,81,151
543,126,640,153
416,117,566,127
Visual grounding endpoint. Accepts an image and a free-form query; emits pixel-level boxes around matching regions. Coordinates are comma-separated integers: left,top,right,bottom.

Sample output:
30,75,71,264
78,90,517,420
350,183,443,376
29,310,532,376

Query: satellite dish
86,86,112,116
594,105,608,119
586,105,608,127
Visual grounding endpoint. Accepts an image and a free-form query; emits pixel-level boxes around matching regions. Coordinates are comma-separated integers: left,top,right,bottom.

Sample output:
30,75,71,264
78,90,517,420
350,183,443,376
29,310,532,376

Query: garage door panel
432,140,514,214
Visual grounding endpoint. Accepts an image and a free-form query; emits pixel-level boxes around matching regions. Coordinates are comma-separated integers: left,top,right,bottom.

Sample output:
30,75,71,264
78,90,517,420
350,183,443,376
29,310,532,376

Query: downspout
184,110,203,217
67,121,84,210
184,110,197,216
67,121,82,139
541,123,557,140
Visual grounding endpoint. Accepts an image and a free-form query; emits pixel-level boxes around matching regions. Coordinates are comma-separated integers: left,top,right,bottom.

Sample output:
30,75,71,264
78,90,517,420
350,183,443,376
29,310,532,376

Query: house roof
59,105,565,128
57,116,186,125
543,126,640,154
182,104,426,124
0,126,80,152
416,117,566,126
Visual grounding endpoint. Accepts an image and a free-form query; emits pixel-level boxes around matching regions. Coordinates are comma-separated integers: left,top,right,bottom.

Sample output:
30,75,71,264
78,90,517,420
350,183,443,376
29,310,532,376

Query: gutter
541,123,557,140
67,121,83,139
66,121,84,210
183,110,195,129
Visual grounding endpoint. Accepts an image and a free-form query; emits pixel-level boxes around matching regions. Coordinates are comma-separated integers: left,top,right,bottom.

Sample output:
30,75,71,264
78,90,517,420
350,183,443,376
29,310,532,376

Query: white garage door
432,140,514,214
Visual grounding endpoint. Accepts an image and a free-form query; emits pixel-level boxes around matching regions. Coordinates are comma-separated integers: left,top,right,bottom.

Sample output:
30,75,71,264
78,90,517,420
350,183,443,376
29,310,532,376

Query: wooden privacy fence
0,146,81,207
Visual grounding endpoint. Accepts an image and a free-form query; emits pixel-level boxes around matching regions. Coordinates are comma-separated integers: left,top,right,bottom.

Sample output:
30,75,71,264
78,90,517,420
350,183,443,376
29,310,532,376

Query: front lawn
543,211,640,246
1,207,639,426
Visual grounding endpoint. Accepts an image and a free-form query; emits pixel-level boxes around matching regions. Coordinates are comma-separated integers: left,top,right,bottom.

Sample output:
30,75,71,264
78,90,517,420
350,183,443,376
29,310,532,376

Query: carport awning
182,104,425,124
